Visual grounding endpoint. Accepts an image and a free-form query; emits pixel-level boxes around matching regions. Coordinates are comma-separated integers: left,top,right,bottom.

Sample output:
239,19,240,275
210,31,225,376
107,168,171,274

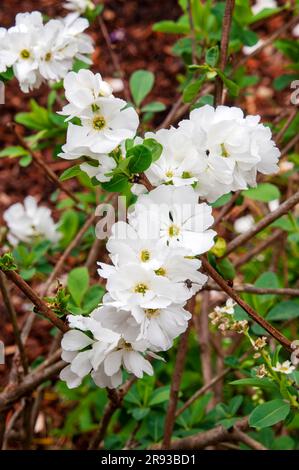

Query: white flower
144,127,204,187
0,11,93,92
215,298,236,316
99,263,179,309
63,0,95,14
293,24,299,38
59,69,113,120
3,196,60,246
131,303,191,351
234,214,255,234
60,311,155,389
252,0,277,15
272,361,296,375
178,105,280,202
73,97,139,154
268,199,279,212
129,185,216,255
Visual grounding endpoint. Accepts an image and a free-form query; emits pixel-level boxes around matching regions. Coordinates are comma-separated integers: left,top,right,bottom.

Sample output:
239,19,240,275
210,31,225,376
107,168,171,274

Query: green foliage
129,70,155,107
13,240,52,280
249,399,291,428
67,267,104,314
0,253,17,271
243,183,281,202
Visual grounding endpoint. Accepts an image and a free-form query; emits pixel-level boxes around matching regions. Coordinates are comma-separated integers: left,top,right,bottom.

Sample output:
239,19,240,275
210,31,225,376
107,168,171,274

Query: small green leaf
205,46,219,67
132,407,150,420
0,146,29,158
217,258,235,280
230,378,278,392
243,183,280,202
152,20,189,34
143,138,163,162
129,70,155,106
19,155,32,167
149,386,170,406
215,69,240,96
67,267,89,307
183,78,205,103
101,174,129,193
266,301,299,321
249,399,290,428
60,165,83,181
141,101,166,112
127,144,152,173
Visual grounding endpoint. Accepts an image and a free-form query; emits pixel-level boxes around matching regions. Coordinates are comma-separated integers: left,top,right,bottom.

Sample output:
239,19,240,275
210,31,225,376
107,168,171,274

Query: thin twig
233,229,283,268
162,322,191,449
98,17,130,101
11,124,81,206
0,272,28,375
200,257,292,352
224,190,299,256
88,377,136,450
275,109,298,145
204,283,299,297
232,427,267,450
214,0,235,106
0,269,68,333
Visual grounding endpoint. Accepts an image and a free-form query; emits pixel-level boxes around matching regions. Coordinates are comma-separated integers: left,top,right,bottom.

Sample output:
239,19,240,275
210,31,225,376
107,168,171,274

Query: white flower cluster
3,196,60,246
142,105,280,202
60,185,216,388
57,70,281,389
58,69,139,182
0,11,93,92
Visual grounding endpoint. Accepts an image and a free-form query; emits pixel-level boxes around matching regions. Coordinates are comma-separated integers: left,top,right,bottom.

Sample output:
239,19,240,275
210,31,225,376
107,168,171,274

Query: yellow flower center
20,49,30,59
155,267,166,276
140,250,150,262
165,170,174,178
45,52,52,61
134,283,148,295
93,115,106,130
168,224,180,238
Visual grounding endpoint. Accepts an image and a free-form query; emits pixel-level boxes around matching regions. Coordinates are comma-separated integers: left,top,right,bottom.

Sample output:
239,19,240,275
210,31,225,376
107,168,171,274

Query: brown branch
169,416,248,450
214,0,235,106
204,283,299,297
88,377,136,450
0,272,28,375
233,229,283,268
224,190,299,256
0,360,65,412
275,109,298,145
213,191,241,227
200,257,292,352
162,322,191,449
176,368,230,418
232,427,267,450
280,132,299,158
98,17,130,102
0,269,68,333
11,124,81,206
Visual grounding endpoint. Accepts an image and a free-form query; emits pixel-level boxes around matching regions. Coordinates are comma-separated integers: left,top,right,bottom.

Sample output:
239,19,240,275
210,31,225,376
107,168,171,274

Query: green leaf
217,258,235,280
132,407,150,421
183,78,205,103
58,210,79,248
273,74,298,91
82,285,105,313
266,301,299,321
127,144,152,173
211,193,232,208
215,69,240,96
129,70,155,107
205,46,219,67
152,20,189,34
243,183,280,202
19,155,32,167
60,165,83,181
101,174,129,193
0,146,29,158
141,101,166,113
143,138,163,162
20,267,36,280
149,386,170,406
67,267,89,307
249,399,290,428
230,378,278,392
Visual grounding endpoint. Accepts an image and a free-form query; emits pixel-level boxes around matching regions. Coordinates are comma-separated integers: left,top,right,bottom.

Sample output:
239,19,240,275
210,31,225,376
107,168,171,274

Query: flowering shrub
0,0,299,452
